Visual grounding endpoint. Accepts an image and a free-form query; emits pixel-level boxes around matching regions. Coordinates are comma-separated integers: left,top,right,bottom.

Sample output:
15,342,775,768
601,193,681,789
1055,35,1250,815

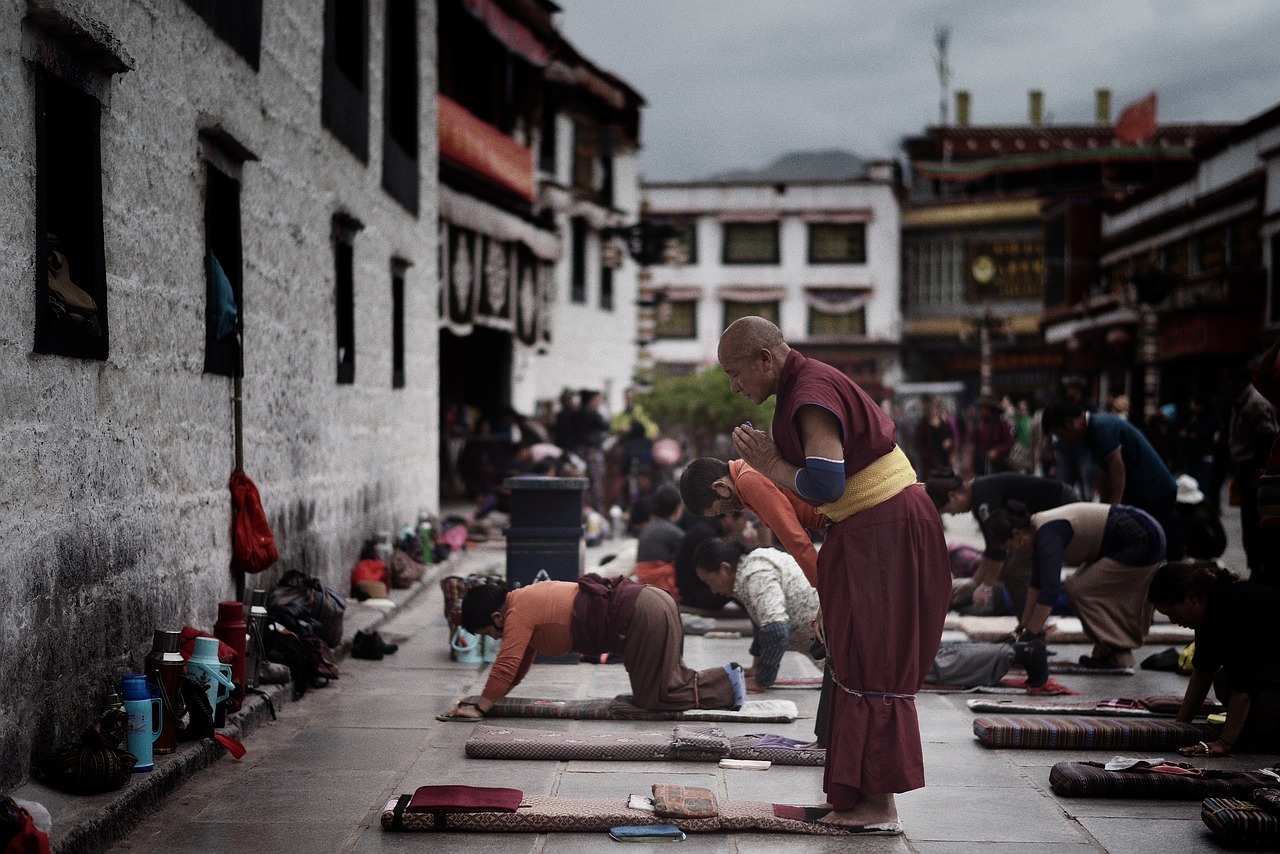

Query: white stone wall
0,0,439,787
640,179,903,380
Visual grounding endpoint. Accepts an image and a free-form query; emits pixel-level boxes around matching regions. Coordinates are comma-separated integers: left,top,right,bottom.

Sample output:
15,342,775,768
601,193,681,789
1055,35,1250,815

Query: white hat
1175,474,1205,505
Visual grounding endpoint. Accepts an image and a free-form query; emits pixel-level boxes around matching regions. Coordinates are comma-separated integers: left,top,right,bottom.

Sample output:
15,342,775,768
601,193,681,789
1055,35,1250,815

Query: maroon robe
773,349,951,802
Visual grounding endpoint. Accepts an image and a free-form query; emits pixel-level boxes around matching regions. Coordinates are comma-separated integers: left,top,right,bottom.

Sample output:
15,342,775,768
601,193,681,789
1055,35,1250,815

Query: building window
722,221,779,264
645,217,696,266
1270,234,1280,325
599,264,613,311
599,155,614,207
538,94,557,175
34,71,108,360
391,259,408,388
322,0,370,162
808,222,866,264
723,299,779,328
807,290,866,337
570,217,587,303
203,164,244,376
572,120,596,192
333,214,364,384
1230,216,1262,266
181,0,263,70
653,299,697,339
1198,226,1227,272
381,0,418,213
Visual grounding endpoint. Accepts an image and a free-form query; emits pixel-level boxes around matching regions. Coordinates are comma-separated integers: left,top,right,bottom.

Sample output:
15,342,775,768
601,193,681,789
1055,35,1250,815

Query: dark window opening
538,93,557,174
807,222,866,264
322,0,370,162
34,71,108,360
599,265,613,311
181,0,263,70
599,156,614,207
333,216,363,384
382,0,418,213
391,261,407,388
1270,234,1280,325
203,165,243,377
723,300,779,329
653,299,697,339
572,120,596,192
570,217,587,303
722,221,780,264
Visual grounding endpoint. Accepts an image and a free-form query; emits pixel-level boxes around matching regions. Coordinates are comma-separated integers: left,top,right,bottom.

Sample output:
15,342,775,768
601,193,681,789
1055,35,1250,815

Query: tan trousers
1064,557,1162,667
622,586,734,711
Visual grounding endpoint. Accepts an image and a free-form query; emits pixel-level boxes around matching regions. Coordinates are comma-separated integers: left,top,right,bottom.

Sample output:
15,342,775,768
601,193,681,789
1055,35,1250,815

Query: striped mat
462,696,798,722
1050,761,1280,798
464,723,825,765
973,715,1220,750
1202,792,1280,847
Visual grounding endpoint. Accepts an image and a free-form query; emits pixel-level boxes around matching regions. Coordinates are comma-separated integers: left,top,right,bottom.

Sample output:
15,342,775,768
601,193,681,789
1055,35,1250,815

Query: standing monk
717,317,951,835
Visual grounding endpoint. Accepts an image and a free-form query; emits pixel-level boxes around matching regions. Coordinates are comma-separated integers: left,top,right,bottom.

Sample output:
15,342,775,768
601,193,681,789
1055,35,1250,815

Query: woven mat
973,715,1221,750
681,613,755,637
459,696,798,722
1202,794,1280,847
967,695,1218,717
382,793,854,835
921,676,1075,695
944,614,1194,644
464,723,825,766
1050,761,1280,799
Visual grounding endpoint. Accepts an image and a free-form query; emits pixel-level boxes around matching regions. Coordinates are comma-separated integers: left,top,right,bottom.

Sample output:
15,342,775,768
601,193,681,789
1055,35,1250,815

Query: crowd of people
444,321,1280,836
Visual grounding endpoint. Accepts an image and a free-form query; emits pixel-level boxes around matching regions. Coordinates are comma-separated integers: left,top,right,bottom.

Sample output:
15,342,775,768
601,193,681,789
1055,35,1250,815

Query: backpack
229,470,279,573
267,570,346,647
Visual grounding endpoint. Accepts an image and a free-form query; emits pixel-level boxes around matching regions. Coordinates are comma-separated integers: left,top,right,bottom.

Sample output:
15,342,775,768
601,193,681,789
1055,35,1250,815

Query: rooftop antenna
934,24,951,126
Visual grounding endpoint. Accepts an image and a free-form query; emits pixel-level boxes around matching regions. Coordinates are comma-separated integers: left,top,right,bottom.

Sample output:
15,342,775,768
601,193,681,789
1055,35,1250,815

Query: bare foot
819,794,898,828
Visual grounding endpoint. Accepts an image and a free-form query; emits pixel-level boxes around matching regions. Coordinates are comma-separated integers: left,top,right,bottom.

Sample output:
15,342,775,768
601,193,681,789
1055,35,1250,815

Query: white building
639,163,904,400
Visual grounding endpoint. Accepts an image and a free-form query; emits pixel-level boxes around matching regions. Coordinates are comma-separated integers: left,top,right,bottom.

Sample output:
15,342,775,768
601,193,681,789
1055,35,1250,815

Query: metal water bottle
245,589,269,690
144,629,185,755
213,601,247,710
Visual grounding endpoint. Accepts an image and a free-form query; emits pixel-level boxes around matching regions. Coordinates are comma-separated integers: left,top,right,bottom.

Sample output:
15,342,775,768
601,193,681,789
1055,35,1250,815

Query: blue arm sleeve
1032,520,1073,607
795,457,845,504
753,621,790,687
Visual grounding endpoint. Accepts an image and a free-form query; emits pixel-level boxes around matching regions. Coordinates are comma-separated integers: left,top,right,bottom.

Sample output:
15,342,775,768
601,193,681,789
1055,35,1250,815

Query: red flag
1115,92,1157,144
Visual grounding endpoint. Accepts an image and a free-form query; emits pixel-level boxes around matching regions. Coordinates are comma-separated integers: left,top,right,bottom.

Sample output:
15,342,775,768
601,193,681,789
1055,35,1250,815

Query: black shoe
352,629,395,660
1013,639,1049,688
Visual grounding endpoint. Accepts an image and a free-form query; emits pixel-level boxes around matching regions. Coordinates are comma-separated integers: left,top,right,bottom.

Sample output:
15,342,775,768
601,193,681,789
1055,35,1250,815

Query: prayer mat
944,614,1193,645
771,676,823,689
382,783,858,835
972,715,1221,750
1045,660,1135,676
1050,761,1280,799
922,676,1075,695
451,696,798,722
968,696,1220,717
464,724,825,766
1202,792,1280,848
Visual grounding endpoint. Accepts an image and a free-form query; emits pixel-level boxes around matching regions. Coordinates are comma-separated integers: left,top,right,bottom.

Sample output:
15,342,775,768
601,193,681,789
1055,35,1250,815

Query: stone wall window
26,6,133,360
599,264,614,311
322,0,370,162
722,222,779,265
653,299,697,339
808,222,866,264
381,0,418,213
570,217,587,303
723,299,778,328
333,214,364,384
181,0,263,70
200,129,256,378
391,259,408,388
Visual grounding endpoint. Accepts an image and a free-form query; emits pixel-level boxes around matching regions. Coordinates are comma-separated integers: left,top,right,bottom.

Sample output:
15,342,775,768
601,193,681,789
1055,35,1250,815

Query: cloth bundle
1202,788,1280,847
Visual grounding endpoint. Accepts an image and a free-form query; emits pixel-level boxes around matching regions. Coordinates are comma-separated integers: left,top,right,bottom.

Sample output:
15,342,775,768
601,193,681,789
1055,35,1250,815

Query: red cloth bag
229,470,279,573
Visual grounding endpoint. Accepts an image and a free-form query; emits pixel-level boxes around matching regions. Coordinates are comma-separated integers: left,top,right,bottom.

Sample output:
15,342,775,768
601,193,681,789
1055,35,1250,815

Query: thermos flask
143,629,185,755
213,601,247,709
187,636,234,727
120,673,163,772
245,589,269,690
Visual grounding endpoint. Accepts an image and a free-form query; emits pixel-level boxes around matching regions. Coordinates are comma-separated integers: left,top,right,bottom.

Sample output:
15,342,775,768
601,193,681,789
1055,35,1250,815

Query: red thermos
213,601,247,710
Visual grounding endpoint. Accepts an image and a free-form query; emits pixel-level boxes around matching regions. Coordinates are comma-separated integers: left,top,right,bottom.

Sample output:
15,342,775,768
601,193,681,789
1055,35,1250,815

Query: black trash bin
503,476,585,589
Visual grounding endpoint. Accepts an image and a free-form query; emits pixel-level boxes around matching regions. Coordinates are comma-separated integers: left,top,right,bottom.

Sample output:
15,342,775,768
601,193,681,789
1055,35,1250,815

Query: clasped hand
731,424,784,478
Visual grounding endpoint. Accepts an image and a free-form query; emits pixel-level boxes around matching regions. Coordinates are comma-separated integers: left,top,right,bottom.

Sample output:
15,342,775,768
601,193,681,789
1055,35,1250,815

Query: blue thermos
120,673,163,772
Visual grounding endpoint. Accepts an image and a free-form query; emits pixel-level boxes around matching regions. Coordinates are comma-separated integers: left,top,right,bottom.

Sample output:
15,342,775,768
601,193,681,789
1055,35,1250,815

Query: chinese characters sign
966,238,1043,300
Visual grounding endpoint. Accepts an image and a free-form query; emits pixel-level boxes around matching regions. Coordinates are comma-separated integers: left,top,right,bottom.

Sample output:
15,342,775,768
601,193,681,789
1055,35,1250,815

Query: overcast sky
550,0,1280,181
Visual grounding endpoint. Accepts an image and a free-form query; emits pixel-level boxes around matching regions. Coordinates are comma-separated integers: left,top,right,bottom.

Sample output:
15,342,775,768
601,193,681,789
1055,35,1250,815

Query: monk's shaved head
719,316,787,362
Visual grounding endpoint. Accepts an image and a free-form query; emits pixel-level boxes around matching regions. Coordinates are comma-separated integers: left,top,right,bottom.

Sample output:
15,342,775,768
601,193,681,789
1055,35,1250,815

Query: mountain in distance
705,149,867,182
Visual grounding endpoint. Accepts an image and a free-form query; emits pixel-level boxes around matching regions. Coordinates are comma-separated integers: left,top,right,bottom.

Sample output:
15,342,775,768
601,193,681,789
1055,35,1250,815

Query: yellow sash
816,445,919,523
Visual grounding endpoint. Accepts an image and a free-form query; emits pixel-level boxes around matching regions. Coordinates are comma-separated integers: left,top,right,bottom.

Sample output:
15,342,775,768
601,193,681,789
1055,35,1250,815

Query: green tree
635,367,774,455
